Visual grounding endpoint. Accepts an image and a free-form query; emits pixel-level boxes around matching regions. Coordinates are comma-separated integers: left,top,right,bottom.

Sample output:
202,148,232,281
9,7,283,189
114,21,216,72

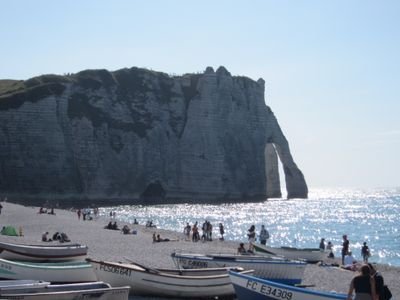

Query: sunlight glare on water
100,187,400,266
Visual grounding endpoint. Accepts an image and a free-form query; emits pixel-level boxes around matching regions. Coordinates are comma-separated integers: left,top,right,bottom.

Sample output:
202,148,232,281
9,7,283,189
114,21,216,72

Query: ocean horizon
99,187,400,266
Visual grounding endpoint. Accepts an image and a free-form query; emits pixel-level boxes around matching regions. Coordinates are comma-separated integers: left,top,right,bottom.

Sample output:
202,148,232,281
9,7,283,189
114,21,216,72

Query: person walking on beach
361,242,370,262
342,234,350,265
347,264,376,300
259,225,270,245
247,225,256,252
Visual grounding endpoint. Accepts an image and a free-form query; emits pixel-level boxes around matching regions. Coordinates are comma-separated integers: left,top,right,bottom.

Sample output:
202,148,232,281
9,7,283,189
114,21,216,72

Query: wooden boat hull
0,281,130,300
229,271,347,300
253,244,325,263
171,252,306,285
0,258,97,283
88,258,253,298
0,241,88,262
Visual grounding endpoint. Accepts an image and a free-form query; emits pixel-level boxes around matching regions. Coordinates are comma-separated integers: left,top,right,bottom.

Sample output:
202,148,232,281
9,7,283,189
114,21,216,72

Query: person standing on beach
361,242,370,262
259,225,270,245
319,238,326,250
368,263,385,300
347,264,376,300
342,234,350,265
327,241,335,258
184,223,191,241
192,222,199,242
219,223,225,240
247,225,256,252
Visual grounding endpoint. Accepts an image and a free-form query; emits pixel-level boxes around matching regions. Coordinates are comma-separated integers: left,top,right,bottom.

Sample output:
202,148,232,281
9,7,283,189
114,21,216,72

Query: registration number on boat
99,263,132,277
178,258,208,268
246,280,293,300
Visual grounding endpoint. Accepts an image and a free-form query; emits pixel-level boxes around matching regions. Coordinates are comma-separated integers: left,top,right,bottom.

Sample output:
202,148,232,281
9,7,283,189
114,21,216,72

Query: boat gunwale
0,285,130,297
88,258,253,280
172,253,307,266
0,258,93,270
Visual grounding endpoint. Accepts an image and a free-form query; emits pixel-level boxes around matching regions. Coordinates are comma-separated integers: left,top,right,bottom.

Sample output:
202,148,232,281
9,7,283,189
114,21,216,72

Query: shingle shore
0,202,398,297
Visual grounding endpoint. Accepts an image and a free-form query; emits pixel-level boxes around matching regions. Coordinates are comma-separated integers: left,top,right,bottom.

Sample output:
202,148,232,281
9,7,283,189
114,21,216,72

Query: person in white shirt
343,251,357,270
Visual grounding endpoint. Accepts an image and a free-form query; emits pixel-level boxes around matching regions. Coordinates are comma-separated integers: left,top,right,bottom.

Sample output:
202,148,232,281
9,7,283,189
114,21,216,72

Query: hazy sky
1,1,399,189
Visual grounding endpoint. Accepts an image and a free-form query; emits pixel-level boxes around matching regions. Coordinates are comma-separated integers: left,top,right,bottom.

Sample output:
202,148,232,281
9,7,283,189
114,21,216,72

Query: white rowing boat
171,252,306,285
0,241,88,262
0,257,96,283
0,281,130,300
253,244,325,263
0,279,50,291
88,258,253,298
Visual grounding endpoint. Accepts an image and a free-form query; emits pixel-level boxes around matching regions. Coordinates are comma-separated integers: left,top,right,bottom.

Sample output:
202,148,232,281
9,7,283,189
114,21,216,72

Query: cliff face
0,66,307,204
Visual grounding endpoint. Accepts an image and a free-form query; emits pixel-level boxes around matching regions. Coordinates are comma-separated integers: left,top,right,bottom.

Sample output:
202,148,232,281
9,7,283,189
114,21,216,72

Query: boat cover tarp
1,226,19,236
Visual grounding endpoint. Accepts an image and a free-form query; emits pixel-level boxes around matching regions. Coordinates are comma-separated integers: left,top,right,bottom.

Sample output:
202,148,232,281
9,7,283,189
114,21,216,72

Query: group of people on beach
318,234,393,299
347,263,391,300
38,207,55,215
76,207,99,221
239,224,270,253
41,231,70,243
318,234,372,268
105,221,119,230
183,221,224,242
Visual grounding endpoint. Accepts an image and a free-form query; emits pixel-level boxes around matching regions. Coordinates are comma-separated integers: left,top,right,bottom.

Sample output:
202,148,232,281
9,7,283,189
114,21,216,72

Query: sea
99,187,400,267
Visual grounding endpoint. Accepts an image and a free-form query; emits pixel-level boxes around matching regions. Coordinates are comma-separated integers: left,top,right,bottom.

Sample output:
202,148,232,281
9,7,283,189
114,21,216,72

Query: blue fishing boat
229,271,347,300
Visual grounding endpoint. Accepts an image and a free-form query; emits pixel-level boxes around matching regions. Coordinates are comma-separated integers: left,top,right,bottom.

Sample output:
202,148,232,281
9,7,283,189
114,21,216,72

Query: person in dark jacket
368,263,385,300
347,264,376,300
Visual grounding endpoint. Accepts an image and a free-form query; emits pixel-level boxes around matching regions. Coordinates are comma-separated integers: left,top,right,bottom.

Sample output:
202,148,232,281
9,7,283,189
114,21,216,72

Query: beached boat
0,281,130,300
253,244,325,263
171,252,306,285
0,257,97,283
0,279,50,291
87,258,253,298
0,241,88,261
229,271,347,300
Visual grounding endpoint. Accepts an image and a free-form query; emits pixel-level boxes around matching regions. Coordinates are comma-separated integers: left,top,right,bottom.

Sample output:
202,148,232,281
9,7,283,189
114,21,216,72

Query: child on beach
41,232,51,242
327,241,335,258
237,243,246,254
361,242,370,262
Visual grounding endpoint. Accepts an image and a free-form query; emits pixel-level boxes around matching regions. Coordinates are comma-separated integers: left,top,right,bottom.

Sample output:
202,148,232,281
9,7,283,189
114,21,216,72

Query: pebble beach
0,201,398,299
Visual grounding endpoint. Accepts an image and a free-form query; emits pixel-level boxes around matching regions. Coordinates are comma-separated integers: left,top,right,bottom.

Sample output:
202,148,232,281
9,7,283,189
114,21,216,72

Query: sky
0,1,399,189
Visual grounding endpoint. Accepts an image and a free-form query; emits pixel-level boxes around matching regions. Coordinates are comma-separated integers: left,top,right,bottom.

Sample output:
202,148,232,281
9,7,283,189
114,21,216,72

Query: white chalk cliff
0,66,307,204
